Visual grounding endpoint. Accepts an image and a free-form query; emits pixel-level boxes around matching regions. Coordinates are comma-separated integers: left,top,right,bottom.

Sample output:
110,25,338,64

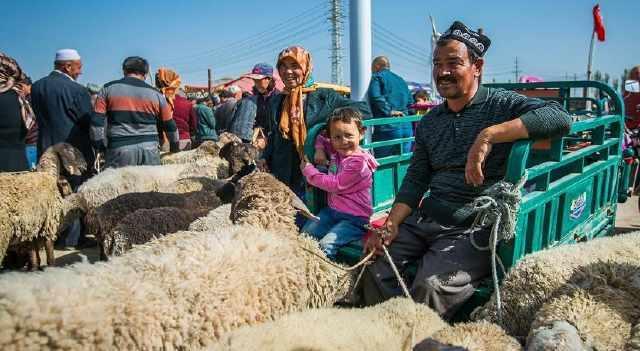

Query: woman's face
278,57,304,90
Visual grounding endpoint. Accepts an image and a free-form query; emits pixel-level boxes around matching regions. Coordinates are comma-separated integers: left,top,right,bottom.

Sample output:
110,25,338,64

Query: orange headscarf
155,68,181,110
276,46,316,159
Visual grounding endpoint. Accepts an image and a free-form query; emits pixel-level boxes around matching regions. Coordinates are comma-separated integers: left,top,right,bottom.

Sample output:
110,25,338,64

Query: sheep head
217,132,242,147
219,141,259,175
37,143,87,177
196,140,221,157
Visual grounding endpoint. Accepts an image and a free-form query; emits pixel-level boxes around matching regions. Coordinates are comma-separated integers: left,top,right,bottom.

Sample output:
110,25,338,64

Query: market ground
47,196,640,268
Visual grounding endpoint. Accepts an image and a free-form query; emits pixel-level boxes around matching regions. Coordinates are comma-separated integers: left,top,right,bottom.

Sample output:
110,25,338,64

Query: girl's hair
327,107,364,135
413,89,429,101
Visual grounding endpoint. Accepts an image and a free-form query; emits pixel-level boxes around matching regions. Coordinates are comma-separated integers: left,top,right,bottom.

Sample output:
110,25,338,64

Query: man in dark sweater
91,56,179,168
359,21,572,319
31,49,94,171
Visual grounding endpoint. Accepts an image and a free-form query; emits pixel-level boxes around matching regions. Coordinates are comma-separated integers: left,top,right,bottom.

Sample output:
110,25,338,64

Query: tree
604,73,610,84
593,70,603,82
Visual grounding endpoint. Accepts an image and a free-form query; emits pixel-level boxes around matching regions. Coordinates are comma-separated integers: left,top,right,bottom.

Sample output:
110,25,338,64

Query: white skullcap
55,49,81,61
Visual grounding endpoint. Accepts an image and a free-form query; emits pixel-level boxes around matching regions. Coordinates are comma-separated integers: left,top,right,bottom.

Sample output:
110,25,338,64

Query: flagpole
584,30,596,102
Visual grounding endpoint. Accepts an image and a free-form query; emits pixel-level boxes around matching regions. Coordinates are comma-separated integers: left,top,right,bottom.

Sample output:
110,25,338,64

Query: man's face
253,77,271,93
433,40,482,100
66,60,83,80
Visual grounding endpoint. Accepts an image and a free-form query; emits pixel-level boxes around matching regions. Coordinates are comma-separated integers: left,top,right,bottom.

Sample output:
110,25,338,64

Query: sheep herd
1,138,639,350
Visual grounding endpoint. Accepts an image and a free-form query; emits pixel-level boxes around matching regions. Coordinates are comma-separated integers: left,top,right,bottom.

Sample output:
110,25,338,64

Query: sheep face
219,142,259,175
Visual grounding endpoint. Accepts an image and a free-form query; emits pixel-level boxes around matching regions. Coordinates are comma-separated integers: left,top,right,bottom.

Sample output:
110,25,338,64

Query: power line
163,1,329,67
373,22,428,56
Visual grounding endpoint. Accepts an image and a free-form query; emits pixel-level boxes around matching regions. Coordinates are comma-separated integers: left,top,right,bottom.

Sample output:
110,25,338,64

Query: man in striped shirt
91,56,179,168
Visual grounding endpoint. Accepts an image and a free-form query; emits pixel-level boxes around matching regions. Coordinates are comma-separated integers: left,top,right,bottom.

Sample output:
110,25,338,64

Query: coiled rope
467,171,527,323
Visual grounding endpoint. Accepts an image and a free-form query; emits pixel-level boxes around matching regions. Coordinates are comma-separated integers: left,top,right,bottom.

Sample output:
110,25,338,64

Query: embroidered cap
439,21,491,57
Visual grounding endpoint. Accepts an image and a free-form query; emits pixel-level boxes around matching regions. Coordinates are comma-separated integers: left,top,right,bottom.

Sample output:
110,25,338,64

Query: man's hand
390,110,405,117
314,148,329,166
363,219,400,256
465,129,493,187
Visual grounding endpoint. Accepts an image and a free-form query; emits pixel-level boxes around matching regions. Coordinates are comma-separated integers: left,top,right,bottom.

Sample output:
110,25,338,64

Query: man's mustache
437,77,457,84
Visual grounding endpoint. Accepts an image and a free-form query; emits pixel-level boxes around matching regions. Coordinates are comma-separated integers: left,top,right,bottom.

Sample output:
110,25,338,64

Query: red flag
593,4,605,41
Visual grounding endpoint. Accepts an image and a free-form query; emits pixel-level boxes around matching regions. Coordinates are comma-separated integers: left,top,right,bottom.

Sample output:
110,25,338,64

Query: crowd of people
1,20,583,320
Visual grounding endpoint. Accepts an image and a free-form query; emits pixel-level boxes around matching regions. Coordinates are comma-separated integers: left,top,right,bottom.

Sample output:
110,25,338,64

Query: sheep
84,190,222,258
75,157,229,213
212,298,448,351
160,140,221,165
525,261,640,351
0,224,343,349
104,206,212,257
0,143,86,269
0,170,347,348
472,232,640,338
414,321,522,351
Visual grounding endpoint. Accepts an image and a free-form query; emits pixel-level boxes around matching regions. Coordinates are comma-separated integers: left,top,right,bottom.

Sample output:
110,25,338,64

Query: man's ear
474,58,485,78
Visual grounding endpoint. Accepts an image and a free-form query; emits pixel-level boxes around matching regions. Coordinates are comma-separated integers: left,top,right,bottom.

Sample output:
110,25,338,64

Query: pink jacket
302,135,378,219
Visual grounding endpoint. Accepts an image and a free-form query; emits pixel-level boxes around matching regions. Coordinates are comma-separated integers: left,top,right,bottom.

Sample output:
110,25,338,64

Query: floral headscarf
276,46,317,159
155,68,181,110
0,52,34,130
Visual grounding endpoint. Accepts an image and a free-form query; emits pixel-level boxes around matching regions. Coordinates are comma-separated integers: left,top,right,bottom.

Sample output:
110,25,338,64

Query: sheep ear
290,192,320,221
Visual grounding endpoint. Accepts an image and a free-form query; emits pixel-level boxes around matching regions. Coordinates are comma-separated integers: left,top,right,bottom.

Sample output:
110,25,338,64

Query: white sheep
473,232,640,338
0,224,343,349
212,298,448,351
526,261,640,351
0,143,86,269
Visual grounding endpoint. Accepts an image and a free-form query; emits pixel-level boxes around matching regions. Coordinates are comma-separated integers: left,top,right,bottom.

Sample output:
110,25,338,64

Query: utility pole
207,68,212,97
349,0,372,101
514,57,520,83
329,0,345,85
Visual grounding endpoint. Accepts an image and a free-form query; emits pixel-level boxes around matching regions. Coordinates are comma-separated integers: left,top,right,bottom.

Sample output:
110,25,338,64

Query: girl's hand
314,148,329,166
300,156,312,172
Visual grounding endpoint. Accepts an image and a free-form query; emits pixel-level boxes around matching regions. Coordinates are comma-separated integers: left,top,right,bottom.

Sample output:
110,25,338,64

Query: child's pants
302,207,368,259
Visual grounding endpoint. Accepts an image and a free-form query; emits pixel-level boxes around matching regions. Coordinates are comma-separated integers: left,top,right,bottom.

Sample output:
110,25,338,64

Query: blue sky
3,0,638,87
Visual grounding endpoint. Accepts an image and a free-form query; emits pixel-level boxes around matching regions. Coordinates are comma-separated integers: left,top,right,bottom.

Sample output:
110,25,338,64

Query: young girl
300,107,378,259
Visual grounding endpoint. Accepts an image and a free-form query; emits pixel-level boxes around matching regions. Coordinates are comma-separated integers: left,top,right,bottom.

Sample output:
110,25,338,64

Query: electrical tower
514,57,520,82
329,0,344,85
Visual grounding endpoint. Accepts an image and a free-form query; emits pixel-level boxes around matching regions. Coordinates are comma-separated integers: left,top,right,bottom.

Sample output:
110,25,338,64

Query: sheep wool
160,140,221,165
473,232,640,338
212,298,448,351
526,261,640,351
189,204,233,232
0,225,340,349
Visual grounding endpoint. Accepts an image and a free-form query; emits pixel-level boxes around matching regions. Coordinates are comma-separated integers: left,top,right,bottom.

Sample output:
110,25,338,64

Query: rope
466,171,527,323
93,152,103,174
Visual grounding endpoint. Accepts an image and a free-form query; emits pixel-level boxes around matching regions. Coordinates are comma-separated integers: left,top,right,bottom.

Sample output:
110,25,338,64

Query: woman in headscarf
262,46,371,195
0,52,34,172
155,68,183,151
